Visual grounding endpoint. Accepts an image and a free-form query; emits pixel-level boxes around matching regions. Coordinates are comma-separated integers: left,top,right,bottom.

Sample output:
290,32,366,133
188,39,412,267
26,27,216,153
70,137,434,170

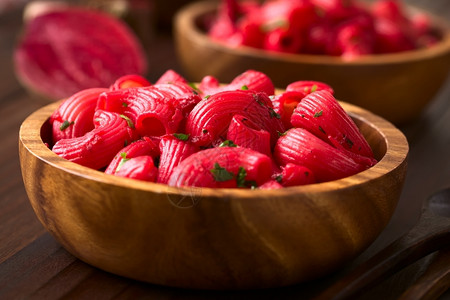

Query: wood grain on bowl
19,100,408,289
174,1,450,124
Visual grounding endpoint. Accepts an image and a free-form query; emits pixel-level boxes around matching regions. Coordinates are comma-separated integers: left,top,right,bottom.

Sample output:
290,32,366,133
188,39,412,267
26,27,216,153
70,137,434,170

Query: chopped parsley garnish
319,126,326,134
314,110,323,118
122,102,128,107
173,133,190,141
115,152,130,173
120,114,135,129
274,174,283,183
311,84,318,92
277,131,287,137
59,120,74,131
261,19,288,32
188,82,200,95
210,163,234,182
269,108,281,119
253,94,265,106
345,137,354,148
219,140,237,147
202,129,208,134
204,95,211,100
236,167,247,187
241,85,249,90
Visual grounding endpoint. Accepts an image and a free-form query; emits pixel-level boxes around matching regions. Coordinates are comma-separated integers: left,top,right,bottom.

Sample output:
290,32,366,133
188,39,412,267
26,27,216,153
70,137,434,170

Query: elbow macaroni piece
52,110,136,170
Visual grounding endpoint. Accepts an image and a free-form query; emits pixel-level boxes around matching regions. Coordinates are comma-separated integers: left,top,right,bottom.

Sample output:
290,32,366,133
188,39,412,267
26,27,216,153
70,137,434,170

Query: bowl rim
19,97,409,200
175,0,450,66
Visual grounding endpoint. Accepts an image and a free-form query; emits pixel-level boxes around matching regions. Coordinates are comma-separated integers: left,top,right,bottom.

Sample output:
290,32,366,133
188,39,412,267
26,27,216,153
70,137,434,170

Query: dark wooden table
1,1,450,299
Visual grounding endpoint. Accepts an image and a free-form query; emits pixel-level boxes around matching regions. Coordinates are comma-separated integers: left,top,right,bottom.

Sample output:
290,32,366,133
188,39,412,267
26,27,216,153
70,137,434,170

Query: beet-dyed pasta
225,70,275,96
291,90,374,158
153,82,202,115
199,75,221,96
52,110,136,170
105,136,160,175
136,102,183,137
109,74,151,90
114,155,158,182
286,80,334,95
259,180,283,190
157,134,198,184
97,87,183,137
198,70,275,97
155,69,188,85
271,90,307,129
274,128,372,182
279,163,316,187
186,90,284,147
168,147,273,188
264,27,303,53
50,69,378,188
50,88,107,143
227,114,272,157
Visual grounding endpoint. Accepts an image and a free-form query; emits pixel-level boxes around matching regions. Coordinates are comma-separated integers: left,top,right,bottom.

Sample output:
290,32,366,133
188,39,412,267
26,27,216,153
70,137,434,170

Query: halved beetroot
14,7,148,100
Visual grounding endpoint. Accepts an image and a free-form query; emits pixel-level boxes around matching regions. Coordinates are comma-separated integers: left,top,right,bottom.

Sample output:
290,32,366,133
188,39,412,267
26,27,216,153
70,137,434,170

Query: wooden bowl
19,100,408,290
174,1,450,124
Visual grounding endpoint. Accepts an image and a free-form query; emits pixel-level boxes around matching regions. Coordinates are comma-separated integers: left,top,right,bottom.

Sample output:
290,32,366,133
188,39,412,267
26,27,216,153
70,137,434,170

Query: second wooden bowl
19,98,408,290
174,1,450,124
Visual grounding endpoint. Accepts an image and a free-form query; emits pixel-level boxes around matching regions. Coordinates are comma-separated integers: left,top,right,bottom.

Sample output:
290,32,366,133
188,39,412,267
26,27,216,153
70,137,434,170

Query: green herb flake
219,140,238,147
173,133,190,141
277,131,287,137
319,126,326,134
115,153,130,174
275,175,283,183
253,94,265,106
311,84,318,92
188,82,200,95
269,108,281,119
345,137,354,148
120,114,135,129
261,18,288,32
204,95,211,100
241,85,249,90
236,167,247,187
210,163,234,182
122,102,128,107
202,129,208,134
59,120,74,131
247,180,257,189
313,110,323,118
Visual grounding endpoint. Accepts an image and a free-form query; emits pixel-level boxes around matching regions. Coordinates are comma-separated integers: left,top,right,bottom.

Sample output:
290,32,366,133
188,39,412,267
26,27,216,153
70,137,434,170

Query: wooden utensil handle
314,210,450,300
398,247,450,300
